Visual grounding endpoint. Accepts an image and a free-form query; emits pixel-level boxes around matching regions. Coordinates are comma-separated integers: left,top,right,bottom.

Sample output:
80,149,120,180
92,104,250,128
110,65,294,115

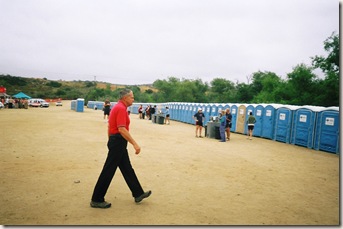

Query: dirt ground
0,101,339,226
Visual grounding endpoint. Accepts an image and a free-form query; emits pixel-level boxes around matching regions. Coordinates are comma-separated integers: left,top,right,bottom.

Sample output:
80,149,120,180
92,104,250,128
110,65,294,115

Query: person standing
149,105,156,120
219,110,227,142
103,99,111,121
193,108,205,138
90,89,151,208
165,106,170,124
138,105,143,119
246,111,256,140
225,108,232,141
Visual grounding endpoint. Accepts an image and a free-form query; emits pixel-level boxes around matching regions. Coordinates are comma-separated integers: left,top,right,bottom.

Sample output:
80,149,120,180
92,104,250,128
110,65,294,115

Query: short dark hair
119,89,132,99
250,112,253,115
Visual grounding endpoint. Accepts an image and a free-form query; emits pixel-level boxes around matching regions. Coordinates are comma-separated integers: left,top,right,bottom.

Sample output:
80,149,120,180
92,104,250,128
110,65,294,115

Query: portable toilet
230,104,238,132
185,103,192,123
186,104,195,124
173,103,180,121
314,107,340,154
131,103,139,114
274,105,300,143
76,98,84,112
210,104,218,120
217,104,225,116
291,106,321,148
236,104,247,134
169,102,176,120
244,104,257,135
179,103,186,122
261,104,282,139
203,104,211,125
253,104,264,137
71,100,76,111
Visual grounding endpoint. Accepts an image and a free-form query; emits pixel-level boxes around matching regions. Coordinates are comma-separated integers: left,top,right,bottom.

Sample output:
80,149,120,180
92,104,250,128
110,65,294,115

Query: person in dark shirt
193,108,205,138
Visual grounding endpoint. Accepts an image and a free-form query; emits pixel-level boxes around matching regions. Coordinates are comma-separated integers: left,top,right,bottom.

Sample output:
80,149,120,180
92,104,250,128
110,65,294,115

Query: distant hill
0,74,157,99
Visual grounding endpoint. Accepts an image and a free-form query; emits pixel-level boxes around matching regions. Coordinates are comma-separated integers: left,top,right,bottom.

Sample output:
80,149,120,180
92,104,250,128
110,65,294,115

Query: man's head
119,89,134,107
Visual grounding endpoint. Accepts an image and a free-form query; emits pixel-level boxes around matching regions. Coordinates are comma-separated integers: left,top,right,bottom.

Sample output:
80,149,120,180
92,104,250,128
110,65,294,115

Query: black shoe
90,201,111,208
135,190,152,203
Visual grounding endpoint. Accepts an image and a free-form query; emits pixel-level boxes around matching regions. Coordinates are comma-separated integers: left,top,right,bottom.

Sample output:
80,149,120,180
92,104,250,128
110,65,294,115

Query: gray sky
0,0,339,85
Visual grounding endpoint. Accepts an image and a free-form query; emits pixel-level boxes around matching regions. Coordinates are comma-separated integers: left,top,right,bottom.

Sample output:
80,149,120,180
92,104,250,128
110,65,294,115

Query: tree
251,72,284,103
311,32,339,106
286,64,317,105
208,78,235,102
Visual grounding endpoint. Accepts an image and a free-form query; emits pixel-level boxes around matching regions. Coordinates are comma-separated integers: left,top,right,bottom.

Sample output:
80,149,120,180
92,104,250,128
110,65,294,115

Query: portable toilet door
244,105,256,135
253,105,264,137
314,108,340,154
180,103,186,122
261,104,278,139
186,104,194,124
291,107,317,148
203,104,211,125
236,104,246,134
274,106,295,143
175,103,181,121
230,104,238,132
210,104,219,120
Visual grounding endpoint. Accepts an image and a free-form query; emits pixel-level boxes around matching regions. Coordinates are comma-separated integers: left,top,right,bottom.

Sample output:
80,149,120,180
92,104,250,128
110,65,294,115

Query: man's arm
118,126,141,154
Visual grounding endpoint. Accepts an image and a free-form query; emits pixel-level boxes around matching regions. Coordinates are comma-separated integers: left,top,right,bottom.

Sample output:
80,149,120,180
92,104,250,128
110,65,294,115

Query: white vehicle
28,98,50,108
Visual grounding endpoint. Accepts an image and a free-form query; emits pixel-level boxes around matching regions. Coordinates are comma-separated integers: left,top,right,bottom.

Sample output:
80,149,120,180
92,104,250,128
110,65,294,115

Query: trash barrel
215,126,221,139
158,115,165,124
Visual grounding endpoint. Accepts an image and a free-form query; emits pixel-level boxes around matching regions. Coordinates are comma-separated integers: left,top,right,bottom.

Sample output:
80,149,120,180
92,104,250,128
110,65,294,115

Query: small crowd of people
193,108,256,142
137,105,170,125
0,97,28,109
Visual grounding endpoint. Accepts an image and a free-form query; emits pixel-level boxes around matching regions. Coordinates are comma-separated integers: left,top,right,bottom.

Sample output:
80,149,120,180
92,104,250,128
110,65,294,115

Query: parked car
28,99,49,108
56,101,62,106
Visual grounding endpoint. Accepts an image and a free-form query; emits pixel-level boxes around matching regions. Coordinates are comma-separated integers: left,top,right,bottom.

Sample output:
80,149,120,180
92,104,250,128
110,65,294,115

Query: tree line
148,32,339,107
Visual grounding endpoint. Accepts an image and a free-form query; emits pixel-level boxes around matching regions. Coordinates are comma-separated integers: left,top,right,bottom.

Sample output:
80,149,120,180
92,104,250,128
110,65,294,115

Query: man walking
90,89,151,208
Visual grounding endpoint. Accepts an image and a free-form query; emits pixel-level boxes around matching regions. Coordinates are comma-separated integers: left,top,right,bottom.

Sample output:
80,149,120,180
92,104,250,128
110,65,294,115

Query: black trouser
91,134,144,202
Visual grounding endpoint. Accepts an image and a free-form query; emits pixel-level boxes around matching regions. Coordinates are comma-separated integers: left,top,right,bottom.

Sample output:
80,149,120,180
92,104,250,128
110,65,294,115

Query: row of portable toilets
124,102,340,154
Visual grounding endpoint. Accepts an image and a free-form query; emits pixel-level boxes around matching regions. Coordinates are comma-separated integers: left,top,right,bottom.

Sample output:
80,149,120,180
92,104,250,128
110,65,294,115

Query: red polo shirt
108,100,130,135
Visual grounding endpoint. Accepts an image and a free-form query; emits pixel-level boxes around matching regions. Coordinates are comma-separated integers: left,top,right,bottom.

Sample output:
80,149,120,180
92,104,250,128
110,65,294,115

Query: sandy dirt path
0,101,339,225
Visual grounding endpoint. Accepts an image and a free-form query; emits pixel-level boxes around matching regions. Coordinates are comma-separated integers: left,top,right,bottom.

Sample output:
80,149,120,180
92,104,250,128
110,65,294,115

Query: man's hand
133,143,141,154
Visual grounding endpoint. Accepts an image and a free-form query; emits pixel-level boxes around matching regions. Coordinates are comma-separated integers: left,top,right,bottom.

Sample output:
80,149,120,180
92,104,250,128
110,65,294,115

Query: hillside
0,74,157,99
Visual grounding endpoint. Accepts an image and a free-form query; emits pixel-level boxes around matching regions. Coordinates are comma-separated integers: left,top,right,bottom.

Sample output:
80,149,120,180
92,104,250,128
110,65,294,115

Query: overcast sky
0,0,339,85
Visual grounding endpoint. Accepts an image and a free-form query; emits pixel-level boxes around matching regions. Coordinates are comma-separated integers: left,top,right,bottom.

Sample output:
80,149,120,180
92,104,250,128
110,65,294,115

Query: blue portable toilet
185,104,193,124
203,104,211,125
210,103,220,119
230,104,238,132
71,100,76,110
274,105,300,143
76,98,84,112
253,104,264,137
181,103,188,123
175,102,181,121
261,104,282,139
177,103,183,122
169,102,176,120
244,104,257,135
314,107,340,154
87,101,94,109
291,106,321,148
